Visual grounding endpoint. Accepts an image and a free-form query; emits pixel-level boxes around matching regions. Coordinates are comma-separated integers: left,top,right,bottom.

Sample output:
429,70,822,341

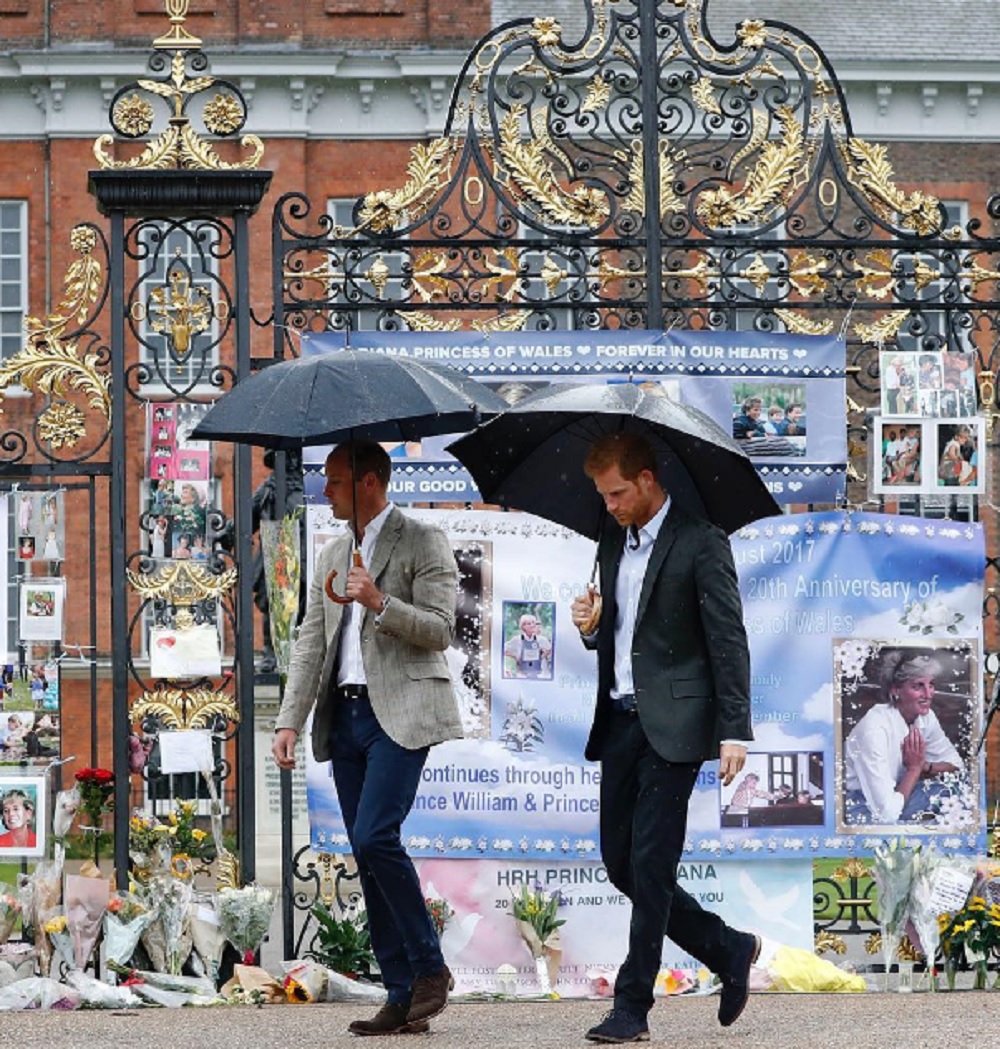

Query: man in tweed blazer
273,440,461,1036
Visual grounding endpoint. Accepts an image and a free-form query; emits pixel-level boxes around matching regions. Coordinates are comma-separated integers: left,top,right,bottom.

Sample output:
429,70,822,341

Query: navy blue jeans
331,696,443,1004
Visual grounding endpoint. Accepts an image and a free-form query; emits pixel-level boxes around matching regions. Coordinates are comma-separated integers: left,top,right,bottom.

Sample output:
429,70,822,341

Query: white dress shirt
612,498,670,698
336,502,393,687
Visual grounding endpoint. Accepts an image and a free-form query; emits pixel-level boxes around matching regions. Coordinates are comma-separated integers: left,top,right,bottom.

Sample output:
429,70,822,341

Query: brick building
0,1,997,819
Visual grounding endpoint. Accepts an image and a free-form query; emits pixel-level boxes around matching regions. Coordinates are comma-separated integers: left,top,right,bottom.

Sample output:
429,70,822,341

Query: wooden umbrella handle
325,549,363,605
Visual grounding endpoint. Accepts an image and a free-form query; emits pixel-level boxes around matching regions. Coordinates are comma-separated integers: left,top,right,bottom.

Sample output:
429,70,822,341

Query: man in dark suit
570,432,759,1044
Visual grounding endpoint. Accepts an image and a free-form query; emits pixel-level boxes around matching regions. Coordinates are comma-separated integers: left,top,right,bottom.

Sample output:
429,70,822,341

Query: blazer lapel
365,507,403,590
636,513,678,626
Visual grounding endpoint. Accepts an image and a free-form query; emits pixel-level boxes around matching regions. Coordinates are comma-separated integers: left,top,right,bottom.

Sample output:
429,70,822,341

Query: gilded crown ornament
93,0,263,171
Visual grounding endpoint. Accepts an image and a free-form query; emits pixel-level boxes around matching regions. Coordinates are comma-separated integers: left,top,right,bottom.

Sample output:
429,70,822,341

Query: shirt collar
636,496,671,544
353,502,393,544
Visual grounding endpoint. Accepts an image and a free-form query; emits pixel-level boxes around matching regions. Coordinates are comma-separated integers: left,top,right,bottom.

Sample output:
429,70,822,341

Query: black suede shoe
718,932,761,1027
585,1008,650,1043
348,1003,430,1036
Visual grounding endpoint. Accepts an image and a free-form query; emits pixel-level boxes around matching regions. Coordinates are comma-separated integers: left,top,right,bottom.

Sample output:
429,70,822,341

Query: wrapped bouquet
218,884,276,965
511,883,565,996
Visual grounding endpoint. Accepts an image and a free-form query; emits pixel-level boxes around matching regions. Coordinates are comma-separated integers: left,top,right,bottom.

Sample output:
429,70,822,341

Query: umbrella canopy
446,382,780,536
191,348,510,449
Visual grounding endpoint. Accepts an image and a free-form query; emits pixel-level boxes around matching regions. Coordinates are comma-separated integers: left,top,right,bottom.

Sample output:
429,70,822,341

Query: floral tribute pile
0,767,298,1010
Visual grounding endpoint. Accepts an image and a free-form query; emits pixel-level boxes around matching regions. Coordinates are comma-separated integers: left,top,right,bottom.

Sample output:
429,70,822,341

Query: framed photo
0,775,46,857
833,638,978,835
933,419,985,494
19,579,65,642
501,601,555,681
872,419,925,493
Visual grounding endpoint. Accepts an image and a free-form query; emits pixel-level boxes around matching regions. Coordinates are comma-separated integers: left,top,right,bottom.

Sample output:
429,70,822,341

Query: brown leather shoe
348,1003,430,1036
405,966,454,1023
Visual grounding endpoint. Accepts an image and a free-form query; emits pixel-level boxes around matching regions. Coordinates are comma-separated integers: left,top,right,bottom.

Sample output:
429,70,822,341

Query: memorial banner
302,330,846,505
304,508,986,860
414,857,815,997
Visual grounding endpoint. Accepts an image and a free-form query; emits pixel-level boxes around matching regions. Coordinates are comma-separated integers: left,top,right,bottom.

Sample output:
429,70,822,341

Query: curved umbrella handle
325,549,363,605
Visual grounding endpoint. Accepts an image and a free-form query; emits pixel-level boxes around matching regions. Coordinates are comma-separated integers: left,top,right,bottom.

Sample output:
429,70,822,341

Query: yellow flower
968,897,986,912
192,829,207,842
43,916,67,934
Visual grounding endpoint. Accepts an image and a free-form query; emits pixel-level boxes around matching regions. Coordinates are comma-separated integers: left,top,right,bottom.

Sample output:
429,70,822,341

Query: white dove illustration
738,869,801,931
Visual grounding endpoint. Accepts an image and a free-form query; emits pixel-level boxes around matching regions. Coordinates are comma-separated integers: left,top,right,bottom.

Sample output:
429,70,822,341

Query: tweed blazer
275,507,463,757
583,505,752,765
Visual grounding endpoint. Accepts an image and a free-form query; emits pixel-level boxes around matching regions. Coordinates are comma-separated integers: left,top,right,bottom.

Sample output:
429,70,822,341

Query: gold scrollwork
463,175,484,207
845,138,941,236
814,931,846,956
499,105,610,228
127,561,238,629
130,686,239,730
148,268,217,356
358,138,458,234
773,309,835,336
854,310,910,348
696,106,805,229
0,226,111,440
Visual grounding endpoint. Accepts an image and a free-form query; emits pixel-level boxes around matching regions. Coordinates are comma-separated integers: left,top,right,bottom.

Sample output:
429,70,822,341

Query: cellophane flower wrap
141,876,193,975
104,890,153,968
42,910,75,972
52,787,81,843
871,839,919,989
218,884,276,965
21,857,62,977
261,508,303,678
64,873,109,970
511,883,565,995
0,884,21,944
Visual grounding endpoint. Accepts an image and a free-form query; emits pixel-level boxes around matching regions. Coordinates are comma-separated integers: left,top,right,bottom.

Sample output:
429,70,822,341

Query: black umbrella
446,381,780,537
191,348,509,450
192,348,509,601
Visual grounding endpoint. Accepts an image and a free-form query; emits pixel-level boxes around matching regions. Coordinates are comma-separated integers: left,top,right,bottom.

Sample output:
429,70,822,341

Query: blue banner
302,329,846,506
304,508,985,860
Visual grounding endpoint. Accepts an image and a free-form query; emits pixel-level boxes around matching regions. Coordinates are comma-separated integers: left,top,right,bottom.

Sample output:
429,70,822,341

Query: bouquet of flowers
0,885,21,944
42,911,75,972
425,896,454,938
907,850,977,989
218,884,276,965
74,767,114,861
104,891,153,968
871,839,919,990
141,875,193,975
939,895,1000,989
161,798,216,875
261,508,303,678
189,891,226,985
21,857,62,977
511,883,565,996
64,873,109,970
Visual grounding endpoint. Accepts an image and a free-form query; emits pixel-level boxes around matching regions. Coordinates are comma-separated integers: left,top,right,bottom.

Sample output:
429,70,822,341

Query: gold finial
153,0,203,51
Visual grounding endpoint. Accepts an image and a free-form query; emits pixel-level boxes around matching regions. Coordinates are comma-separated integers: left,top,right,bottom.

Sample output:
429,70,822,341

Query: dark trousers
600,713,739,1016
331,696,444,1004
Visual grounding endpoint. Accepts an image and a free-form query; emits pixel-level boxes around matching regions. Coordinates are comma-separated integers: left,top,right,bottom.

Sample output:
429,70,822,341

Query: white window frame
0,201,28,360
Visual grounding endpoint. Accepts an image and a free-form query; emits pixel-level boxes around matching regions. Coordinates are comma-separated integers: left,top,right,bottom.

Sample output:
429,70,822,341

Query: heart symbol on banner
156,636,176,649
789,481,804,492
793,349,808,358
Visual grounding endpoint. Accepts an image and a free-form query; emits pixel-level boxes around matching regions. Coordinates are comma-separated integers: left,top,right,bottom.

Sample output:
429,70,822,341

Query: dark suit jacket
584,506,752,764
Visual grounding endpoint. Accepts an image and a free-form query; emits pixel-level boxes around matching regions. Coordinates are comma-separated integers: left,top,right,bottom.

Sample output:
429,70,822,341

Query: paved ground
0,990,995,1048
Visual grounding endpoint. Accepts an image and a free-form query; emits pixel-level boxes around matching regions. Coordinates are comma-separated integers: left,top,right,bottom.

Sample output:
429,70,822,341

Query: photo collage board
874,350,984,495
143,403,224,687
0,491,64,772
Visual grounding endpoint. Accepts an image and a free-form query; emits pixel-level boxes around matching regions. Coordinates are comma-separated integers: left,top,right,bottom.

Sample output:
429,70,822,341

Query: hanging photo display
18,578,65,642
146,479,212,561
146,402,212,482
14,491,64,563
880,350,977,419
872,416,985,495
0,661,60,766
0,775,46,857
